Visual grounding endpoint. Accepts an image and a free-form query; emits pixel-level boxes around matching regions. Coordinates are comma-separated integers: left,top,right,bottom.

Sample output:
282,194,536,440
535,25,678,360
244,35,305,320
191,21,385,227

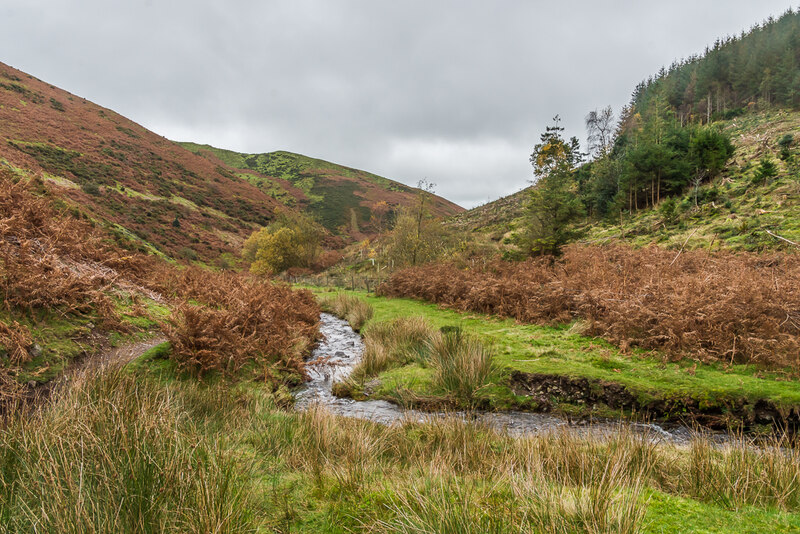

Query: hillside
0,62,461,263
0,62,295,261
447,185,529,238
583,109,800,250
179,143,464,237
448,12,800,256
449,109,800,253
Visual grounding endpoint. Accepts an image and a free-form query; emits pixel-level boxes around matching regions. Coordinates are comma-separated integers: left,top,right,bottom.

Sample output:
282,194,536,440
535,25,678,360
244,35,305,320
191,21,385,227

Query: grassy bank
2,357,800,532
313,289,800,430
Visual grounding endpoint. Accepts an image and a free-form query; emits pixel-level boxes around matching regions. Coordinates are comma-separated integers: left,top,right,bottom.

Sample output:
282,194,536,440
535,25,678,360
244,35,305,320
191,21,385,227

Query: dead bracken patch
0,170,320,396
378,244,800,368
162,267,319,378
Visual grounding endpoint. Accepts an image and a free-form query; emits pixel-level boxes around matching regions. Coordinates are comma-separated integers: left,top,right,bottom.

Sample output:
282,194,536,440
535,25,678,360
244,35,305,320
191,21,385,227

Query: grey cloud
0,0,793,207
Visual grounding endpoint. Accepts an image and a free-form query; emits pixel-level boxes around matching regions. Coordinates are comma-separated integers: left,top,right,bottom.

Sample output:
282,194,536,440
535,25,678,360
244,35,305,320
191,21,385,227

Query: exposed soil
16,334,167,410
510,371,800,433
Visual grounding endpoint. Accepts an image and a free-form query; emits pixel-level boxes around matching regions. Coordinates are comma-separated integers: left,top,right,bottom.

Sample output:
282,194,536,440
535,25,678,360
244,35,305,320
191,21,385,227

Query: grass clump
353,317,432,378
346,317,498,407
427,327,498,407
320,292,373,331
0,367,253,533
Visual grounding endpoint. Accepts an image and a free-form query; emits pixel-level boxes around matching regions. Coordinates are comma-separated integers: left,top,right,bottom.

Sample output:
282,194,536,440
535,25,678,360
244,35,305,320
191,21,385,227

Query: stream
295,313,711,444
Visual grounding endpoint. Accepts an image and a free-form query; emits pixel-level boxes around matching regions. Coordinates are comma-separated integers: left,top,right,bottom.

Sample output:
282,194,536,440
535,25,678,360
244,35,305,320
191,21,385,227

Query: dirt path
23,335,168,408
68,335,168,372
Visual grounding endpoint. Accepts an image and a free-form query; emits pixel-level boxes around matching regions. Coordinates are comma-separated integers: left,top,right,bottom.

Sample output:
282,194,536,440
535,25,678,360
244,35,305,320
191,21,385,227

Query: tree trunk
657,170,661,203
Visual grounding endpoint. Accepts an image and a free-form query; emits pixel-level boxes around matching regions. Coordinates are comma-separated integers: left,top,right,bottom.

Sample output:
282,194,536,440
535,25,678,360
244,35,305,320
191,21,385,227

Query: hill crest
0,61,461,262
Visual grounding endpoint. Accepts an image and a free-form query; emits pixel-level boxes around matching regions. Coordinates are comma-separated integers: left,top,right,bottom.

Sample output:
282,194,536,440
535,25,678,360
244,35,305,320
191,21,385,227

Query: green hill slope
449,10,800,254
448,110,800,253
583,110,800,250
180,143,463,238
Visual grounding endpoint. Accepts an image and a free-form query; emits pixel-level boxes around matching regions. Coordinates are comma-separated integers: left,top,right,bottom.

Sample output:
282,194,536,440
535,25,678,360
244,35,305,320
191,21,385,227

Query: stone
28,343,43,359
363,378,382,396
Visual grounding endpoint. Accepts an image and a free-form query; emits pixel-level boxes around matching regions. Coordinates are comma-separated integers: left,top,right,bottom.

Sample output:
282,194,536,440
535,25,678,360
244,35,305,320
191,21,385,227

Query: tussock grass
685,433,800,510
426,328,498,406
0,366,253,533
249,404,800,531
3,361,800,531
354,317,432,378
347,318,498,405
320,292,373,331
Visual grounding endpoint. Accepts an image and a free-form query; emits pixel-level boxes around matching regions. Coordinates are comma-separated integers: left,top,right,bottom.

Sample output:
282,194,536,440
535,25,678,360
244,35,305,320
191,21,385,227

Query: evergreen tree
524,117,585,256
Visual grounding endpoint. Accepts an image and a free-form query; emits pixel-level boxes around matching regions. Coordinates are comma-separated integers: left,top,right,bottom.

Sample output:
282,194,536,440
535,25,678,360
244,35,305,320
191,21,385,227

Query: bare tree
412,179,435,265
585,106,615,158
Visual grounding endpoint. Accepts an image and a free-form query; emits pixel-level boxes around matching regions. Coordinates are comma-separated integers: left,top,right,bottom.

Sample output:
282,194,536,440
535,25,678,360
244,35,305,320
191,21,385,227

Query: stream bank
295,313,720,444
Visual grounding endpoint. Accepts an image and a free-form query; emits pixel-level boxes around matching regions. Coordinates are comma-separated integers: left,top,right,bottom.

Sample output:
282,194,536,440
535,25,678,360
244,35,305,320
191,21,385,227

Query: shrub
753,157,778,184
778,133,794,161
658,198,678,226
378,245,800,368
163,268,319,378
243,211,323,275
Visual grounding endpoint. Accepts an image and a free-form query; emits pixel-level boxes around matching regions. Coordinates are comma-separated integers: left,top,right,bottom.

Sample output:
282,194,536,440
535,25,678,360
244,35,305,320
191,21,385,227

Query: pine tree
525,117,585,256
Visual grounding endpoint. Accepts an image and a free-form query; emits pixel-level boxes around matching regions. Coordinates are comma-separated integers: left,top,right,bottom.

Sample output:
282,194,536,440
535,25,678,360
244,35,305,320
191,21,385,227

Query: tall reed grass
426,328,498,406
347,318,498,406
3,362,799,532
353,317,432,378
320,293,374,331
0,367,253,533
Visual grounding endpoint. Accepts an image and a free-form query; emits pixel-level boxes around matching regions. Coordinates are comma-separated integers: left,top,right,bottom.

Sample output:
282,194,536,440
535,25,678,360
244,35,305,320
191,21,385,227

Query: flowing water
295,313,710,444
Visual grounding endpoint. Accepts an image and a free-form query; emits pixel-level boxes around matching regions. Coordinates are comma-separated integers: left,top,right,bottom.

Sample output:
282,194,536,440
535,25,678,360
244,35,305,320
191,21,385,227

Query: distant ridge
0,62,461,261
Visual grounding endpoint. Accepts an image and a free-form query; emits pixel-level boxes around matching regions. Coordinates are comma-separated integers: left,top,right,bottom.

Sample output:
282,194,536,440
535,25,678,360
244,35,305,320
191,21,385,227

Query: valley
2,6,800,533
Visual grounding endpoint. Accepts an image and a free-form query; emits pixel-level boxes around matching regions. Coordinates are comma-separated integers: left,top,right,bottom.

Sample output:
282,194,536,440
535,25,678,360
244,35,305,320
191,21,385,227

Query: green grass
311,288,800,418
1,293,167,384
4,357,800,532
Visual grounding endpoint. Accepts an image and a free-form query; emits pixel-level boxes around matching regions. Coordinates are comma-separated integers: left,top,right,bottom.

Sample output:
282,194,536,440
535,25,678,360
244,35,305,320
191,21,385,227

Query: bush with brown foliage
0,173,122,322
162,267,319,378
0,320,32,365
0,172,321,391
379,244,800,367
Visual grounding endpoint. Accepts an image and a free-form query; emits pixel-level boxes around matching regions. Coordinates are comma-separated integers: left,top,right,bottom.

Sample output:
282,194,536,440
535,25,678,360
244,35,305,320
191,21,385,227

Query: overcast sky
1,1,794,208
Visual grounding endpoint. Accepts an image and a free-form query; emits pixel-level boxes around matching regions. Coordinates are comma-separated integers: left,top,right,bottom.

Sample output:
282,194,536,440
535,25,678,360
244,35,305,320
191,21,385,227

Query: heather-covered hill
179,143,463,237
0,62,298,261
0,62,461,262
